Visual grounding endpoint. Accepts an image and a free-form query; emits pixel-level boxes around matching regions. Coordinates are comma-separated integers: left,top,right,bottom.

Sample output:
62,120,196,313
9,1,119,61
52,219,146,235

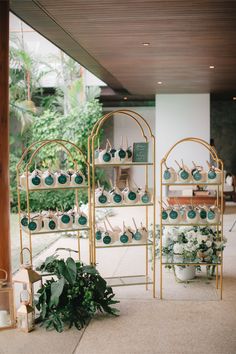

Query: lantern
17,288,35,332
13,248,42,305
0,269,15,330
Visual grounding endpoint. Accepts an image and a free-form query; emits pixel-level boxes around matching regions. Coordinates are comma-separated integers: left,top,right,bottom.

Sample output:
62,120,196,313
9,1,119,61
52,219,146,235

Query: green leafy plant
36,255,119,332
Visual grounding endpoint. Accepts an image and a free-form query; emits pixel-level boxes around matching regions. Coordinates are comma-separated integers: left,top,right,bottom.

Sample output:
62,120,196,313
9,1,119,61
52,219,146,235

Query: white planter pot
175,265,196,281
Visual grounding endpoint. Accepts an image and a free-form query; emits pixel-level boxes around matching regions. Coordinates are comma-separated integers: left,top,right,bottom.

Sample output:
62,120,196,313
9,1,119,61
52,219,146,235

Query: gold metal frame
16,139,91,266
159,137,224,299
88,109,156,297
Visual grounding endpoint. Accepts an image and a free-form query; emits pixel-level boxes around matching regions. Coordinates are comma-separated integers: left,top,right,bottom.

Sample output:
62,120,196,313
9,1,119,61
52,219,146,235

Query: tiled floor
1,204,236,354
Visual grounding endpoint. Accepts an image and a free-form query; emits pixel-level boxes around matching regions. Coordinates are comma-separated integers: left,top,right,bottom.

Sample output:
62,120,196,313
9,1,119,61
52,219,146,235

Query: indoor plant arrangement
151,225,226,281
36,255,119,332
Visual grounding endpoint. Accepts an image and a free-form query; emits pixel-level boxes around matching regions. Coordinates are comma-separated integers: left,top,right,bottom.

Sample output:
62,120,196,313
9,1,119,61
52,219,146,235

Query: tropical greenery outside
9,31,104,271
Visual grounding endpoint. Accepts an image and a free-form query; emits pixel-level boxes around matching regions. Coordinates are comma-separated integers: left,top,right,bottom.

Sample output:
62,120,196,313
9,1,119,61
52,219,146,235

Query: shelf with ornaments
88,109,156,297
16,139,91,266
159,137,224,300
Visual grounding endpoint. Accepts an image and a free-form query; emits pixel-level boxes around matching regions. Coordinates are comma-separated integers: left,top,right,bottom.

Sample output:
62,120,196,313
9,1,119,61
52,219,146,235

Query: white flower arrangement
152,225,226,264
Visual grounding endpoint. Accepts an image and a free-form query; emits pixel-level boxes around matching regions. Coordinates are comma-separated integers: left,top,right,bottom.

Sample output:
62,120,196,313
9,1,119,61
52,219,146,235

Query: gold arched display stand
16,139,91,265
159,137,224,299
88,109,156,297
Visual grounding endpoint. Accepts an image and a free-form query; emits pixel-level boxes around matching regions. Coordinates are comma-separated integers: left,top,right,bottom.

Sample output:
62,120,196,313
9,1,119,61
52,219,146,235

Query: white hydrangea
162,235,169,248
173,243,183,254
206,240,212,247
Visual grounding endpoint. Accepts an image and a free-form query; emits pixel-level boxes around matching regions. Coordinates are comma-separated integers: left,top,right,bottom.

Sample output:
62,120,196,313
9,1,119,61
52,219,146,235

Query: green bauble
28,221,37,231
103,234,111,244
74,174,83,184
61,214,70,224
21,217,28,227
49,220,56,230
78,215,87,225
188,210,196,219
169,210,178,219
103,152,111,162
207,210,215,220
118,149,126,159
98,194,107,204
96,230,102,240
45,175,54,186
141,193,150,203
128,191,136,201
134,231,142,241
32,176,41,186
200,209,207,219
163,170,171,180
180,169,189,180
120,233,129,243
126,149,132,159
208,170,217,180
193,171,202,181
162,211,168,220
58,174,67,184
113,193,122,203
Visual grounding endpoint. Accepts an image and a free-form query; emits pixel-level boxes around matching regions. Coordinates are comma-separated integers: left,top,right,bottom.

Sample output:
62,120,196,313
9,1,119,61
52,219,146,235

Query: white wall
156,94,210,195
104,107,156,188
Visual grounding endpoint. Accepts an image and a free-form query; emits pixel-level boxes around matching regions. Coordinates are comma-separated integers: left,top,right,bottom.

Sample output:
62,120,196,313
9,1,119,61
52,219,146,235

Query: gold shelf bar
105,275,153,287
96,242,153,249
95,202,154,208
162,182,221,186
23,227,90,235
162,262,221,266
94,162,153,167
18,185,88,192
162,223,221,227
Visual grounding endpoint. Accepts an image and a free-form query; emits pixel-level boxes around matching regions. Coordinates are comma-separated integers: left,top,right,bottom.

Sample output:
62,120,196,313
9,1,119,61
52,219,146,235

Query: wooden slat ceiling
11,0,236,97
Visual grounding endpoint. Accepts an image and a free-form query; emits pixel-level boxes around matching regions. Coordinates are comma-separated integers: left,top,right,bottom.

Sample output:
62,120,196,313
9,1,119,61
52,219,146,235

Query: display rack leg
145,244,149,290
220,263,223,300
77,231,80,260
152,248,156,298
216,265,219,289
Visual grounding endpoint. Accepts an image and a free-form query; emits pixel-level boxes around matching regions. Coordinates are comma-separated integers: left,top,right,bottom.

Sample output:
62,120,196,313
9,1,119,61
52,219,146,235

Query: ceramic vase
175,265,196,281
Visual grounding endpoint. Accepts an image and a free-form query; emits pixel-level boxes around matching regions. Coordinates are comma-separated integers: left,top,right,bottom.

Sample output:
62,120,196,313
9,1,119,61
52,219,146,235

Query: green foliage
9,41,104,212
36,256,119,332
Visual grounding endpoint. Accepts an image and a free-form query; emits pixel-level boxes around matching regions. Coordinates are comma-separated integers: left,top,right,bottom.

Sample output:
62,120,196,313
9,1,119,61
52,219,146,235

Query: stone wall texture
211,99,236,174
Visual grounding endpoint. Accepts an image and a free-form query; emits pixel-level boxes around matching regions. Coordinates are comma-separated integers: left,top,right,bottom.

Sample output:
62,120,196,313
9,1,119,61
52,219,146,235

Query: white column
155,94,210,197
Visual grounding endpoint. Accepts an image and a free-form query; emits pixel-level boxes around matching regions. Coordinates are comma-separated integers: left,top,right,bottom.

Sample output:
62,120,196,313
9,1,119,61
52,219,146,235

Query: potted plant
150,225,226,282
35,255,119,332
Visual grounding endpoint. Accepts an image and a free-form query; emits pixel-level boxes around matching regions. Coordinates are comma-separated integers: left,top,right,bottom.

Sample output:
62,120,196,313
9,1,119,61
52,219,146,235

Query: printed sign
132,142,149,162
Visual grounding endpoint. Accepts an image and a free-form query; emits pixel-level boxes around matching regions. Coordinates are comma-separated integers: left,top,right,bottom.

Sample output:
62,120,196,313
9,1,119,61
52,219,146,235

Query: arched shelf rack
159,137,224,299
88,109,156,297
16,139,91,266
